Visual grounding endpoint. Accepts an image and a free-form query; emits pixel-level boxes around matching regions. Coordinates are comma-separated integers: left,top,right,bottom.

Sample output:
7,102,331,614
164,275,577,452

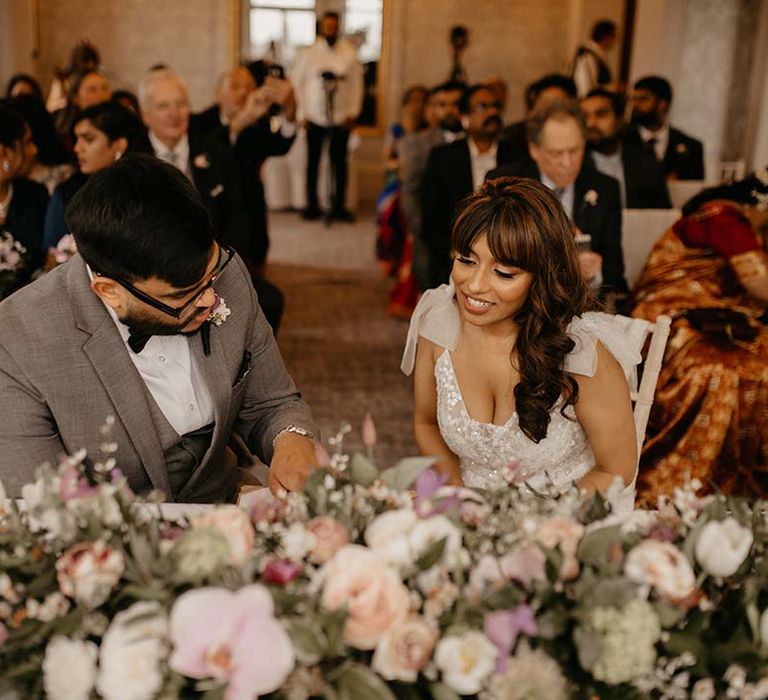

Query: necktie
645,137,658,159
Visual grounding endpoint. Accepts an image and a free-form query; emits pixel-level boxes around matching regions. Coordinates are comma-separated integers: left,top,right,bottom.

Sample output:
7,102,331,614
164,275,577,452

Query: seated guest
0,155,318,500
6,74,44,102
383,84,427,169
400,81,464,290
191,65,298,274
46,39,101,113
53,69,111,149
8,93,74,194
140,69,284,333
629,76,705,181
499,73,577,166
0,105,49,274
631,171,768,504
421,83,510,288
582,88,671,209
489,99,627,296
44,101,151,250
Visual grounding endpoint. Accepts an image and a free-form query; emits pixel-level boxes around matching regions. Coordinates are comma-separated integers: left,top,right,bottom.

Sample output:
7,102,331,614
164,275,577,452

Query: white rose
695,518,753,578
434,631,497,695
408,515,463,567
43,636,98,700
624,540,696,602
96,601,169,700
280,521,317,562
760,608,768,649
372,616,437,682
365,509,419,568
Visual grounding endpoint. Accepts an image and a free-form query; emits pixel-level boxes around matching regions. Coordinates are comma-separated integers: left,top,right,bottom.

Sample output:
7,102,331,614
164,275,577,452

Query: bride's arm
413,338,463,486
573,342,637,494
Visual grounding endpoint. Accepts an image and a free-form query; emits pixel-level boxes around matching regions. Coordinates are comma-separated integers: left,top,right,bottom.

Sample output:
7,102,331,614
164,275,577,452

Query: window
248,0,316,65
345,0,383,63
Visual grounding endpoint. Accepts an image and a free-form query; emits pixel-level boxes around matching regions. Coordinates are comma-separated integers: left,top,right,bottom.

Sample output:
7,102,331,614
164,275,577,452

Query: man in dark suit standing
581,88,671,209
421,84,511,288
489,99,627,296
140,69,283,332
629,75,705,181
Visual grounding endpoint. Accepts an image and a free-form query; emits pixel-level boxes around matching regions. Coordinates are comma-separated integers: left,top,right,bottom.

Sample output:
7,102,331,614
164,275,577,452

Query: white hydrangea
43,636,98,700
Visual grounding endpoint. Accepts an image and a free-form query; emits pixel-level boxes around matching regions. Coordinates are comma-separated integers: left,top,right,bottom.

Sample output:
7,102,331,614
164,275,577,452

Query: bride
402,177,638,506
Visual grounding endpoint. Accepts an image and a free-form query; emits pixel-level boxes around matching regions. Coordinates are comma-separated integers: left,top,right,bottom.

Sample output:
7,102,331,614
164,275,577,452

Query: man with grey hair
488,99,626,296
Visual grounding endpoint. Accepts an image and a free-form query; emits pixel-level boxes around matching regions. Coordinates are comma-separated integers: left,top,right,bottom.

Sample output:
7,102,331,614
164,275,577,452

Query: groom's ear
91,277,126,311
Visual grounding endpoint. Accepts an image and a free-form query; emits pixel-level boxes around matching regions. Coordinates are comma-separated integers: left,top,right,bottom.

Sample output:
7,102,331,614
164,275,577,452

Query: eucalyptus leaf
576,525,621,565
336,664,396,700
379,457,436,491
654,601,686,628
319,608,349,657
285,617,327,664
349,453,380,487
416,537,447,571
429,682,461,700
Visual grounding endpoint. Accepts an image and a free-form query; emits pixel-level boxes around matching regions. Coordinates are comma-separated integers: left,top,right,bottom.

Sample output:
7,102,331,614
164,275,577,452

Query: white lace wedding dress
401,284,641,511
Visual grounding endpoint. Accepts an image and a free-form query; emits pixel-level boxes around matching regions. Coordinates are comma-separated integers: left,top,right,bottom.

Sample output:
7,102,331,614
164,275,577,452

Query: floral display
0,231,29,300
1,427,768,699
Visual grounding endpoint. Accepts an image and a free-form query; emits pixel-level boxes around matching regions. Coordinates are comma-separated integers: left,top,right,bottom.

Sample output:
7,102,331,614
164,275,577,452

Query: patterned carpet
267,262,419,466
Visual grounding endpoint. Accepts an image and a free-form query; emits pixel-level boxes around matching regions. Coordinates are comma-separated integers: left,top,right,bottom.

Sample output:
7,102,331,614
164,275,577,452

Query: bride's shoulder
401,284,459,375
564,312,644,386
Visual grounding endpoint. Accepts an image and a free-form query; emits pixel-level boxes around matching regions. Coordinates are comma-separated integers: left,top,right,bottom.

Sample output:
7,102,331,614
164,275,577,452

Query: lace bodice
435,350,594,491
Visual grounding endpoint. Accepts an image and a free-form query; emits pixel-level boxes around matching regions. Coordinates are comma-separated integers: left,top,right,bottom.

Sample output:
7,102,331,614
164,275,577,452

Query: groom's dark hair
66,153,214,287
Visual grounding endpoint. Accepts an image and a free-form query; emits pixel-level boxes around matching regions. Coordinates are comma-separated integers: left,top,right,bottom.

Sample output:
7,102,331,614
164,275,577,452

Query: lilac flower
414,469,460,518
484,605,539,673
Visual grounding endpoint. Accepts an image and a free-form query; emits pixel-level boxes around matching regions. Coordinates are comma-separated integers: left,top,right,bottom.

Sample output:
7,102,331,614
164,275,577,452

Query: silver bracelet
272,424,315,449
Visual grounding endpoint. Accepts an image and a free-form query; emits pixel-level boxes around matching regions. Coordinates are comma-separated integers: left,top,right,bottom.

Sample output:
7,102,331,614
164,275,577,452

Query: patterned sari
631,202,768,505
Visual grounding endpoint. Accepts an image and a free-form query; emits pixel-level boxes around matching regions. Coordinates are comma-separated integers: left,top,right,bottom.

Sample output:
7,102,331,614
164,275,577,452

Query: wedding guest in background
6,74,44,102
499,74,577,166
382,84,427,169
631,172,768,504
53,69,111,149
572,19,617,97
141,68,284,333
43,101,151,250
192,65,297,275
293,10,363,222
489,99,626,297
629,76,705,181
400,81,464,290
0,155,318,501
421,83,510,288
0,106,48,272
402,177,637,509
46,39,101,113
7,94,74,195
581,88,671,209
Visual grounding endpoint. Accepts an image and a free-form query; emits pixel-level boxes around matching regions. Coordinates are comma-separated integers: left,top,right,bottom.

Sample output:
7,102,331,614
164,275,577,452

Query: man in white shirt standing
292,11,363,222
571,20,617,98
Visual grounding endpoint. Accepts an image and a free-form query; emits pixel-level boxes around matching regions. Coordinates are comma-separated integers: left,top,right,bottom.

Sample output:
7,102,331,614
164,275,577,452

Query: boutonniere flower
675,142,688,154
583,189,599,206
50,233,77,264
193,153,210,169
207,293,231,326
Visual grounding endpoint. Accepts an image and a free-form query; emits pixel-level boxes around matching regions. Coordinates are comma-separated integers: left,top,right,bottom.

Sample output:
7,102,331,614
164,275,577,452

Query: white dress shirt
573,40,609,97
541,173,575,217
591,148,626,207
292,38,364,126
90,265,215,435
638,124,669,162
150,132,191,179
467,138,498,191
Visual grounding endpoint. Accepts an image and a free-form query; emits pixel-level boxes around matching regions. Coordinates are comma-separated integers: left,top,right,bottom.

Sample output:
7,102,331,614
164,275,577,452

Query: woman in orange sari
631,170,768,505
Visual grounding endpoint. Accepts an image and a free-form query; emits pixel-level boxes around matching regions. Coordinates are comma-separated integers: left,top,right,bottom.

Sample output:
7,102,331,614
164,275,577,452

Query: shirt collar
149,131,190,164
540,172,574,195
467,137,498,161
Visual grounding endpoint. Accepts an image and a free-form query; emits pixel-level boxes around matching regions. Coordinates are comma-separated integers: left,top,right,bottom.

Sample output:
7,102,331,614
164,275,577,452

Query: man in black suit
421,84,512,288
581,88,671,209
488,99,627,295
139,69,283,332
191,65,297,273
629,75,705,181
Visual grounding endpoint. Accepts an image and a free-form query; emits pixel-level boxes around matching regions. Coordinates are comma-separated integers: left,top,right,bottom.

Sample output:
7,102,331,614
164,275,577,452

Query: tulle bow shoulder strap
400,283,460,375
564,312,645,393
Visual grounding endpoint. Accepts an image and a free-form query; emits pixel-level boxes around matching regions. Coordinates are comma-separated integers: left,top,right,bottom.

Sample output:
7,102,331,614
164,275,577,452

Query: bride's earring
114,152,123,161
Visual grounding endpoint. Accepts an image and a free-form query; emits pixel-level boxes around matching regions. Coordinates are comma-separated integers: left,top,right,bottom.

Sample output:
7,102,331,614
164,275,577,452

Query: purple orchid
484,605,538,673
414,469,461,518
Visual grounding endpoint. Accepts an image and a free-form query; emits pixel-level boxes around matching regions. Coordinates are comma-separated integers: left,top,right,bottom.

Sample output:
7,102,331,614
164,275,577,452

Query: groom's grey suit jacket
0,253,316,501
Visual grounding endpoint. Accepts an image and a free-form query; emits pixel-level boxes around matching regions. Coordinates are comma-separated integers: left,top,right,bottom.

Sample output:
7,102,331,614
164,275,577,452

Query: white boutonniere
675,142,688,154
209,184,224,198
193,153,210,169
584,189,599,206
207,293,231,326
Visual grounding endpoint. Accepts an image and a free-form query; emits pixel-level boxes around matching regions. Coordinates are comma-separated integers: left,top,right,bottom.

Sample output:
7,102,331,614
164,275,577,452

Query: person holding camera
292,11,363,222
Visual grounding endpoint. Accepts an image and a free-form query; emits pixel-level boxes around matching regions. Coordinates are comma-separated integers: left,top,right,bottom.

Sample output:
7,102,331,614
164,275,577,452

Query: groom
0,155,318,501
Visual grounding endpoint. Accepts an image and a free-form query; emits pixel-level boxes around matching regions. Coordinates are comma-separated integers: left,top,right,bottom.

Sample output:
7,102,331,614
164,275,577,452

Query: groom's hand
269,432,317,495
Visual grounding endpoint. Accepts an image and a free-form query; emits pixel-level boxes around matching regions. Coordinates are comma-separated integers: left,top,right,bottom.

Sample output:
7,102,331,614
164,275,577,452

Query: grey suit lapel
67,257,171,496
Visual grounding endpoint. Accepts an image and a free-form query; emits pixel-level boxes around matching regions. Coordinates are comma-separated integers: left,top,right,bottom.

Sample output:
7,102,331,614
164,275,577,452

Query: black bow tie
127,322,212,356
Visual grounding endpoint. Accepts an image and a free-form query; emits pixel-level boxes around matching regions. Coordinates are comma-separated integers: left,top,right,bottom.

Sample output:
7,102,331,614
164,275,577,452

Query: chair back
622,209,681,288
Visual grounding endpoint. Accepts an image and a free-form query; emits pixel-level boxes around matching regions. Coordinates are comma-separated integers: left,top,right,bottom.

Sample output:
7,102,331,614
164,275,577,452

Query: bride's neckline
440,350,518,429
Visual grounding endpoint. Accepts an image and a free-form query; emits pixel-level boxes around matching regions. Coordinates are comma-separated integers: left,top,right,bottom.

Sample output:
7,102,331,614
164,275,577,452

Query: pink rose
625,540,696,602
169,585,294,699
534,516,585,580
56,540,124,609
191,505,255,567
321,545,410,650
306,516,349,564
372,616,437,681
499,543,547,587
263,558,302,585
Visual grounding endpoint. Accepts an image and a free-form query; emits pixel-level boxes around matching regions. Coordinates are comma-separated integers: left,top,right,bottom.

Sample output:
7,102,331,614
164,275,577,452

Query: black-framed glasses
97,244,235,319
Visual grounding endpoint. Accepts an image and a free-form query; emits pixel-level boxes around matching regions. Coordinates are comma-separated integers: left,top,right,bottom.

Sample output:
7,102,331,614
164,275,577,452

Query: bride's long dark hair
451,176,596,442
